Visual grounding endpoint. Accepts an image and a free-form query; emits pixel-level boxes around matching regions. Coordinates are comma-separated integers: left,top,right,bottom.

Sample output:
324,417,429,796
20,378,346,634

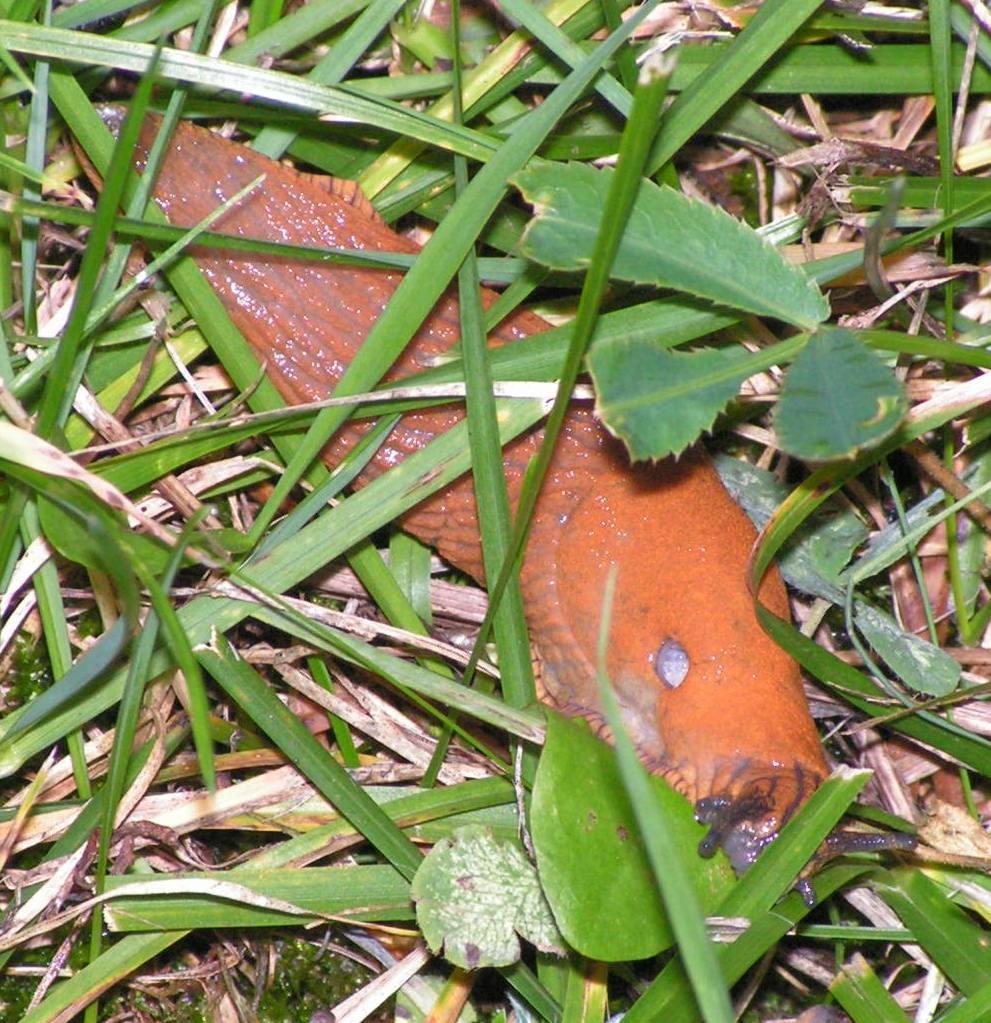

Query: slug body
122,116,826,870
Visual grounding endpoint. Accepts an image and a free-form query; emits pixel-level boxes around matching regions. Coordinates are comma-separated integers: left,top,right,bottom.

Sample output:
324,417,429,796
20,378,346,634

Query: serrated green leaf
513,162,829,329
588,342,752,459
775,327,907,461
411,825,565,968
531,712,733,962
854,604,960,697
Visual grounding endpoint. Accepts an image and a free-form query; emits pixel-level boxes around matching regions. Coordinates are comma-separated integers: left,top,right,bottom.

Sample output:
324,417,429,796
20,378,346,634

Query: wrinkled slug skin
125,116,827,867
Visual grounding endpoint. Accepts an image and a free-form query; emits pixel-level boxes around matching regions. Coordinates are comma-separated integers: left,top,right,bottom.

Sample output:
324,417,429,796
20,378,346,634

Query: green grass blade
648,0,824,174
245,0,658,540
596,570,731,1023
877,868,991,995
450,6,534,716
830,953,911,1023
20,933,181,1023
196,632,423,880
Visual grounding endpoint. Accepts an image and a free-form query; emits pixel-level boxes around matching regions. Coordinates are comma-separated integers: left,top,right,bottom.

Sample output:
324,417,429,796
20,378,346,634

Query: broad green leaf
411,825,565,968
531,712,733,962
513,162,829,329
854,604,960,697
588,343,753,459
775,327,907,461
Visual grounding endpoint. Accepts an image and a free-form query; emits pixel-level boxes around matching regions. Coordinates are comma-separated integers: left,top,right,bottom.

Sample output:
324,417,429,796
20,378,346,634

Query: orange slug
107,113,827,870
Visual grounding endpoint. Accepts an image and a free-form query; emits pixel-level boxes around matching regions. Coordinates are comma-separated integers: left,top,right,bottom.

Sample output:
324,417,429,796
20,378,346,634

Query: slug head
694,761,820,872
528,443,828,873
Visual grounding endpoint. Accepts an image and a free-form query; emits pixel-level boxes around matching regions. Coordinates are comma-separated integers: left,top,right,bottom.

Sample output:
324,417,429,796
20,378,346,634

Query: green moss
99,988,207,1023
96,936,369,1022
4,632,51,711
257,938,372,1022
0,958,43,1021
0,932,373,1023
727,163,761,227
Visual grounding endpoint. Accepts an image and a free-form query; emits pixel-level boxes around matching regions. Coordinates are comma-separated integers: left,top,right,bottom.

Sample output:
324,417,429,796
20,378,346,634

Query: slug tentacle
107,112,828,868
696,762,823,873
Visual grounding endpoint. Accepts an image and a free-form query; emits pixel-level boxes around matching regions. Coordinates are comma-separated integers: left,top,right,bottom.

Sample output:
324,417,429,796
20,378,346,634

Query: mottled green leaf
513,162,829,329
411,825,565,968
775,328,907,461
